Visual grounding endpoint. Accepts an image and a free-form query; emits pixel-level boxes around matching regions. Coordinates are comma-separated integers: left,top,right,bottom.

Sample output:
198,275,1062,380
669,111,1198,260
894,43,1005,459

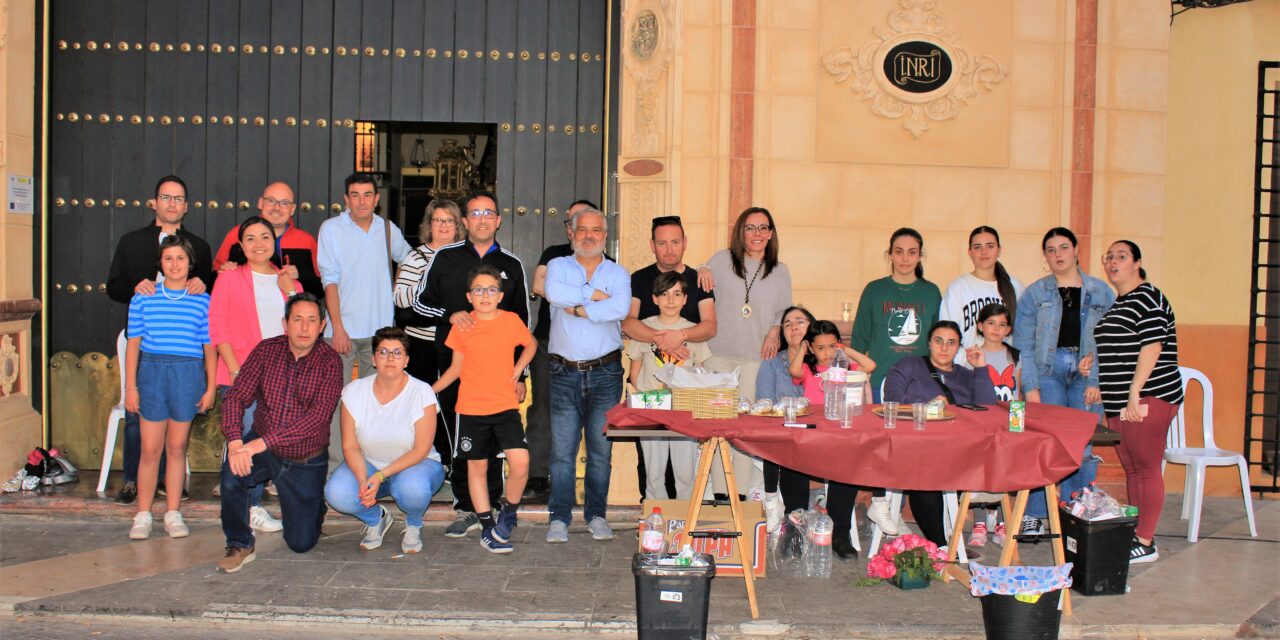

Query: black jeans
221,442,328,553
526,339,553,479
406,335,451,469
436,344,502,512
907,491,948,548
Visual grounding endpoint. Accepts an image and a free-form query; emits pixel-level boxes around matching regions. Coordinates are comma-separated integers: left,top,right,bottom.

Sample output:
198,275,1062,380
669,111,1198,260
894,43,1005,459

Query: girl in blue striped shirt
124,235,216,540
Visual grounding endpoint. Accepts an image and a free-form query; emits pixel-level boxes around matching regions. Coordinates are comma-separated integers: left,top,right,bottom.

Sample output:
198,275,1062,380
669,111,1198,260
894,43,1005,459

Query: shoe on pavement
1020,515,1047,536
444,511,481,538
867,496,899,536
587,517,614,541
156,486,190,502
991,522,1007,545
493,509,518,543
763,492,785,534
480,526,514,554
218,546,256,573
359,506,394,550
521,477,550,502
250,505,283,533
833,533,858,561
163,510,190,538
1129,538,1159,564
402,525,423,554
546,520,570,543
211,483,221,497
115,481,138,505
128,511,153,540
968,522,988,547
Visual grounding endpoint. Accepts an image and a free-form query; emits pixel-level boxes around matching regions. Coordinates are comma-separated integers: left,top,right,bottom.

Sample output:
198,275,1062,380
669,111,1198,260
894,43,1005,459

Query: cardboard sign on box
640,499,767,577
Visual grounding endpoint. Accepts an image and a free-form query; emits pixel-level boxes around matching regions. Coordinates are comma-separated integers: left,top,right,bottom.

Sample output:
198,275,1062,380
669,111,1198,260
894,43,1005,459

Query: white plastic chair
864,490,968,564
96,331,191,494
97,331,129,493
1162,366,1258,542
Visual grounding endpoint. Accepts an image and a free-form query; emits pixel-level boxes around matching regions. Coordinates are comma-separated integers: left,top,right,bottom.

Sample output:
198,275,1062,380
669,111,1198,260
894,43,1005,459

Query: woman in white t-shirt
324,327,444,555
940,226,1024,363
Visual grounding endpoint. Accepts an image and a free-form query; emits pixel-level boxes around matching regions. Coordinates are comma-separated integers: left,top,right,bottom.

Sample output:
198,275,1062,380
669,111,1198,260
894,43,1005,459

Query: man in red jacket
212,182,323,298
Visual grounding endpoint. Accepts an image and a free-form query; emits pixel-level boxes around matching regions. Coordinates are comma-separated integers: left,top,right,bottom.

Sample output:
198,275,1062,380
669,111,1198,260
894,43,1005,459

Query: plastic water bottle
824,350,849,420
641,507,666,561
806,508,834,578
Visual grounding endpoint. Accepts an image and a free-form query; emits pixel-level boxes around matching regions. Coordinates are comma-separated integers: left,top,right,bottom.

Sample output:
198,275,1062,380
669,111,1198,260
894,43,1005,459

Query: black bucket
980,590,1063,640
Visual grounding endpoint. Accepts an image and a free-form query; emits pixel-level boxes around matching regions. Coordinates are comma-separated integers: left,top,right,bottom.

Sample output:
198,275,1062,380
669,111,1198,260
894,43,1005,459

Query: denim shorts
138,353,206,422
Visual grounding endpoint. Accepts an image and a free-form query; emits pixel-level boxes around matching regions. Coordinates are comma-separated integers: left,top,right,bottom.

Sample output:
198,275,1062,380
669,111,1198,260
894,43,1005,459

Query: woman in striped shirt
1084,240,1182,564
392,199,464,467
123,235,216,541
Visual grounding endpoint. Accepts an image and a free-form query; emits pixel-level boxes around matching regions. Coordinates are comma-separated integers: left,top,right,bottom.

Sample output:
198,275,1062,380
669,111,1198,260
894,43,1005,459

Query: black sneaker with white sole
1020,515,1047,536
1129,539,1159,564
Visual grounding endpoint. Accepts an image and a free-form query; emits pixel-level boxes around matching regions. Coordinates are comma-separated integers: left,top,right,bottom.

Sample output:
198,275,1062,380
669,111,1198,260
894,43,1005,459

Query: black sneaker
156,485,190,502
1020,515,1046,536
521,477,550,502
115,481,138,505
1129,539,1159,564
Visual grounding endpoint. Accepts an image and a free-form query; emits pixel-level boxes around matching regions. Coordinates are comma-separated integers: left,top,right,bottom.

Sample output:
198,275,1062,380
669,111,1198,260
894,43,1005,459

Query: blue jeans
218,385,264,508
221,445,328,553
549,358,623,525
1027,349,1102,518
324,456,445,527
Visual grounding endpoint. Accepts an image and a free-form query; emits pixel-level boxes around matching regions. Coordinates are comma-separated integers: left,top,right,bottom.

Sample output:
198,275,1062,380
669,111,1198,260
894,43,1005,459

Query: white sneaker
129,511,153,540
402,525,423,554
867,496,899,536
250,505,283,533
360,506,394,550
763,492,785,534
587,517,615,540
163,510,190,538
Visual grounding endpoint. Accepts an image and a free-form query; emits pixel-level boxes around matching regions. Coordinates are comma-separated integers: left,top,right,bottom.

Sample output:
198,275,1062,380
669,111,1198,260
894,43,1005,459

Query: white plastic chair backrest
116,330,127,408
878,378,887,404
1167,366,1215,451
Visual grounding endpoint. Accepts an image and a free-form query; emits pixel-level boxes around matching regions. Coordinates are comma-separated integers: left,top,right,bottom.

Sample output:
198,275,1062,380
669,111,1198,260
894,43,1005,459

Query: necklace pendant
741,304,753,319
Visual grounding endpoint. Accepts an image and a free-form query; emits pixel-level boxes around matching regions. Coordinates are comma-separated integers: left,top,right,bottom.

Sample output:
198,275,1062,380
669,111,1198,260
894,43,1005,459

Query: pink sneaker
968,522,988,547
991,522,1007,545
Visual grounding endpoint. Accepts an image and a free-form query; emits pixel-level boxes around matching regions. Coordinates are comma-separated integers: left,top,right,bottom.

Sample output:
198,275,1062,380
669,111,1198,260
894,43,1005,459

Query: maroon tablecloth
606,403,1096,493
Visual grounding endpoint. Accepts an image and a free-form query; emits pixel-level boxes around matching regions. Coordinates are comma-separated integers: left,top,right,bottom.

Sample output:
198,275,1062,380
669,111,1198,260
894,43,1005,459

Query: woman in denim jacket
1011,227,1115,534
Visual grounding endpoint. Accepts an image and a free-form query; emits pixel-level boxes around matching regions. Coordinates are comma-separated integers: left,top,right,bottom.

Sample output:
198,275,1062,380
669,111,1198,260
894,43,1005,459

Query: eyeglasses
782,318,809,329
262,196,295,208
744,224,772,234
375,348,406,359
431,217,457,226
1102,253,1133,263
468,209,498,219
156,194,187,204
651,215,682,229
469,285,501,297
931,337,959,348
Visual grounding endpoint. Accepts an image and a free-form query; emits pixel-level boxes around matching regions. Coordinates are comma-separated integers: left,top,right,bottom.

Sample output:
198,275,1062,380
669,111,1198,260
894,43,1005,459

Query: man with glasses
622,216,717,498
544,207,630,543
318,173,413,469
211,182,323,298
106,175,215,505
414,192,530,538
525,199,598,502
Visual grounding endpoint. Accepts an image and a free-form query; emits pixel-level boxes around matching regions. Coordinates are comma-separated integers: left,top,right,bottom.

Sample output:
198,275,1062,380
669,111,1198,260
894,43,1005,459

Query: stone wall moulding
622,0,677,157
820,0,1007,138
617,181,668,270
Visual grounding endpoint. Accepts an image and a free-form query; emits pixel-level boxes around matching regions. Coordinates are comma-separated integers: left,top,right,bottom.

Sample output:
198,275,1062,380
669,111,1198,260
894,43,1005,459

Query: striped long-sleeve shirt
392,245,436,341
126,287,211,358
1094,282,1183,418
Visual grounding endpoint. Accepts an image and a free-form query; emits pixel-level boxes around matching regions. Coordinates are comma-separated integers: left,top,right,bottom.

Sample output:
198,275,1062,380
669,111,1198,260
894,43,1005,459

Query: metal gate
47,0,612,357
1247,61,1280,491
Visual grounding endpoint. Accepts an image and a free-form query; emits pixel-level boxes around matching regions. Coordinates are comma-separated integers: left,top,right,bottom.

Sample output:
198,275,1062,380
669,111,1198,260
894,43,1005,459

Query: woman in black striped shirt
1083,240,1182,564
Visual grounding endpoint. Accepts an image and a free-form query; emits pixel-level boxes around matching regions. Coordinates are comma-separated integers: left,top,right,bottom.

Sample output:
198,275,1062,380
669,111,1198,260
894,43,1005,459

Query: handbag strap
921,356,958,405
383,212,395,285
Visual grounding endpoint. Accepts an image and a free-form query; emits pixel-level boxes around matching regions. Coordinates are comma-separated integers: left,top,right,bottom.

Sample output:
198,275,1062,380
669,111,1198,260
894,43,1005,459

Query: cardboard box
639,499,766,577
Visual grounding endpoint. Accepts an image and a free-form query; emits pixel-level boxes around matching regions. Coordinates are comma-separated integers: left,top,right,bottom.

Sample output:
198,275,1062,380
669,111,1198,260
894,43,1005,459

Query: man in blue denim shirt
543,208,630,544
1012,228,1115,533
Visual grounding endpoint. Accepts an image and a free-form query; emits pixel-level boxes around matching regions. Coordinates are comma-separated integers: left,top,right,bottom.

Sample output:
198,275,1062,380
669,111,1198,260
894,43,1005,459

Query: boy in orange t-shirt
435,265,537,553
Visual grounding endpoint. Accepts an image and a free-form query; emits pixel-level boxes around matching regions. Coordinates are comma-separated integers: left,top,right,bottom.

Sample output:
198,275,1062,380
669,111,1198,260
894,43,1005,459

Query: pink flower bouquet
861,534,948,586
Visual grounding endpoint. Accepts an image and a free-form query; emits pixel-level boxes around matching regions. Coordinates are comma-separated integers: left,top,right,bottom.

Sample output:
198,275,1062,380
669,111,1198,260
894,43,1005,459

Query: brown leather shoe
217,546,256,573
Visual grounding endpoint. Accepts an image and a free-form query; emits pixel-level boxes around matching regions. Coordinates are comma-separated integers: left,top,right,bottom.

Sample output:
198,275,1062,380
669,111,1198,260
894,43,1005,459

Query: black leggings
764,460,812,513
907,491,948,548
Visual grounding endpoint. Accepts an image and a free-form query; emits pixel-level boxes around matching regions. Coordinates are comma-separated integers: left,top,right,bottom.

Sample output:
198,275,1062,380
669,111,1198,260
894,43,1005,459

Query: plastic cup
912,402,927,430
883,401,899,429
783,397,798,423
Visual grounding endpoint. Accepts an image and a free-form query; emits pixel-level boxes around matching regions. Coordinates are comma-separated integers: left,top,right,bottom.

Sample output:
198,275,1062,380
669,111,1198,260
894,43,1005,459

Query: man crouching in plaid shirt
217,292,343,573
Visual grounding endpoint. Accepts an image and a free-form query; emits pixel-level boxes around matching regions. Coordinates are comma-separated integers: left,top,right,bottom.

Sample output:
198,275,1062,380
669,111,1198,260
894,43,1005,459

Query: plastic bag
969,563,1073,597
1065,484,1125,521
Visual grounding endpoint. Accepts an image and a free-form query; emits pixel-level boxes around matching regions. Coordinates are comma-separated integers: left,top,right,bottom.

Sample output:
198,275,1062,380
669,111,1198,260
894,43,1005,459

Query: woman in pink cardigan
208,216,302,531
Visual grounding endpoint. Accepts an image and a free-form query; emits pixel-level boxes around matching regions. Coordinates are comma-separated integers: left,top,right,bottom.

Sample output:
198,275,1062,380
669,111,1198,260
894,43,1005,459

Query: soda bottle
641,507,666,561
806,508,834,578
824,350,849,421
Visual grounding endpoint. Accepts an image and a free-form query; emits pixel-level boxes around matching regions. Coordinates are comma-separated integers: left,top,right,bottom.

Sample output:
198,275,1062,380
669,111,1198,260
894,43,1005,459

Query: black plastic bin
1059,509,1137,596
980,590,1063,640
632,553,716,640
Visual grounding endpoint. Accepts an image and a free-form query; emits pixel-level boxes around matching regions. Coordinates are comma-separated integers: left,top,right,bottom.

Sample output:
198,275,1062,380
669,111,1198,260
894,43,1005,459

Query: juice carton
1008,400,1025,432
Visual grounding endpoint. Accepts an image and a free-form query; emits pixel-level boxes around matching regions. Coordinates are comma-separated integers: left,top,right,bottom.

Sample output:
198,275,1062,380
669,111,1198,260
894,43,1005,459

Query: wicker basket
672,387,740,419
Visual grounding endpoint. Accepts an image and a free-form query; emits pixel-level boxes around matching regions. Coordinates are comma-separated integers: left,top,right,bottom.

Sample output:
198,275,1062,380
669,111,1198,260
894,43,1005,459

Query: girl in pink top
788,320,875,406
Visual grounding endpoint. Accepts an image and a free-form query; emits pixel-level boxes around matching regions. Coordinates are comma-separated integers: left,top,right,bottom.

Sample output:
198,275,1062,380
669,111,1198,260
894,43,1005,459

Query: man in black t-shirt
526,200,598,500
623,216,716,360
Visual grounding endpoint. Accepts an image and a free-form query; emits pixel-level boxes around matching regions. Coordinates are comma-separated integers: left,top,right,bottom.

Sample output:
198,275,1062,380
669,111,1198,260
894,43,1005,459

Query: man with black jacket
413,192,530,538
105,175,215,504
